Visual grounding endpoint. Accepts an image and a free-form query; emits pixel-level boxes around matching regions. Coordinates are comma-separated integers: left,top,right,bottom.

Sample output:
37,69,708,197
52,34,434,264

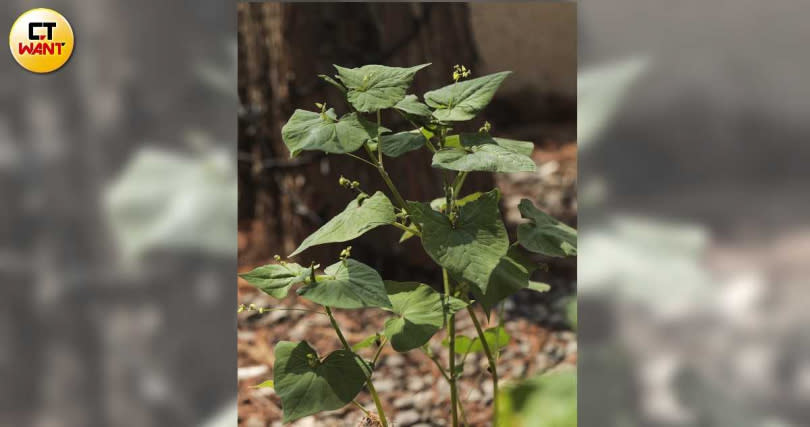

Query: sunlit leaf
281,109,381,157
425,71,511,121
290,192,396,257
239,262,312,299
335,63,430,112
297,259,392,309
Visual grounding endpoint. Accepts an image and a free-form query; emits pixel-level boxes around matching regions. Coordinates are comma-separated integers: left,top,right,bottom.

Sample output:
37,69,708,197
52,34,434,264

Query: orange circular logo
9,8,74,73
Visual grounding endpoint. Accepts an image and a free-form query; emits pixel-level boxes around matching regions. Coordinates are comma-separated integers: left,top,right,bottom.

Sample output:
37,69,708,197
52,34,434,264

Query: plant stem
444,268,460,427
452,171,468,196
352,400,371,416
376,110,384,166
391,221,421,236
325,306,388,427
468,305,498,426
362,142,412,218
345,152,378,167
372,336,388,366
421,348,450,381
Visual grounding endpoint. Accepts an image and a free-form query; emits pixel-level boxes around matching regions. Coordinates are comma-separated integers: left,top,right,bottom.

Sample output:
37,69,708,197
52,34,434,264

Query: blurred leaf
443,327,510,355
528,281,551,293
290,192,395,257
104,147,237,260
254,380,274,389
517,199,577,257
425,71,511,121
274,341,369,423
297,259,391,309
335,63,430,112
578,57,648,149
498,370,577,427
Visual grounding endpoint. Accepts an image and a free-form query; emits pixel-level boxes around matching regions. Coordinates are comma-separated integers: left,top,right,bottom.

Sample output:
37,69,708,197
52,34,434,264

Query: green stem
468,305,498,426
391,221,421,236
376,110,383,166
444,268,459,427
325,306,388,427
352,400,371,416
421,348,450,382
453,171,468,196
372,336,388,366
362,142,411,219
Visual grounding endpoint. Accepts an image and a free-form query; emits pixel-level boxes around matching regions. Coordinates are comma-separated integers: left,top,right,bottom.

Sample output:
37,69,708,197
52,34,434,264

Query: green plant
240,63,577,426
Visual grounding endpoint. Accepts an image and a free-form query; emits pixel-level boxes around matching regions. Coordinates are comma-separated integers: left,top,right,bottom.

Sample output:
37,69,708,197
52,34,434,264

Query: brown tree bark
238,3,490,282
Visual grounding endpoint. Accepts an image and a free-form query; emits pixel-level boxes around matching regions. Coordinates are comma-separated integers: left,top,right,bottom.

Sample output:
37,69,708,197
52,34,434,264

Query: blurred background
579,0,810,426
0,1,236,426
236,3,576,426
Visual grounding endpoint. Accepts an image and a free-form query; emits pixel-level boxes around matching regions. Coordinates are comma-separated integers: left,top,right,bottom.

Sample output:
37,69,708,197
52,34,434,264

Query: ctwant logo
9,8,74,73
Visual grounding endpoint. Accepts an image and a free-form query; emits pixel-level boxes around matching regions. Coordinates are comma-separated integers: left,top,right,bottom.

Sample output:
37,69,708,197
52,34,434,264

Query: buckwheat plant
240,63,577,426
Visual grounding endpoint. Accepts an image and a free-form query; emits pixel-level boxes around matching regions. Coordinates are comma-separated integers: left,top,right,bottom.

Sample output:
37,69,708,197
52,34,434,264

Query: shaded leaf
424,71,511,121
380,130,426,157
394,94,432,117
290,192,396,257
407,189,509,293
472,245,537,312
281,109,380,157
335,64,430,112
297,259,391,309
433,133,536,173
274,341,369,423
239,262,312,299
517,199,577,257
383,281,467,352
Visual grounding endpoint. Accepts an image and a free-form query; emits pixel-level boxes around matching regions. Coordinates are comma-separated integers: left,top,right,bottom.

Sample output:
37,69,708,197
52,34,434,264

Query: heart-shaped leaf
407,189,509,293
433,133,536,173
383,281,467,352
394,94,432,117
380,130,426,157
517,199,577,257
335,63,430,112
239,262,312,299
472,245,539,312
290,192,396,257
297,259,392,309
424,71,511,121
281,109,381,157
274,341,369,423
